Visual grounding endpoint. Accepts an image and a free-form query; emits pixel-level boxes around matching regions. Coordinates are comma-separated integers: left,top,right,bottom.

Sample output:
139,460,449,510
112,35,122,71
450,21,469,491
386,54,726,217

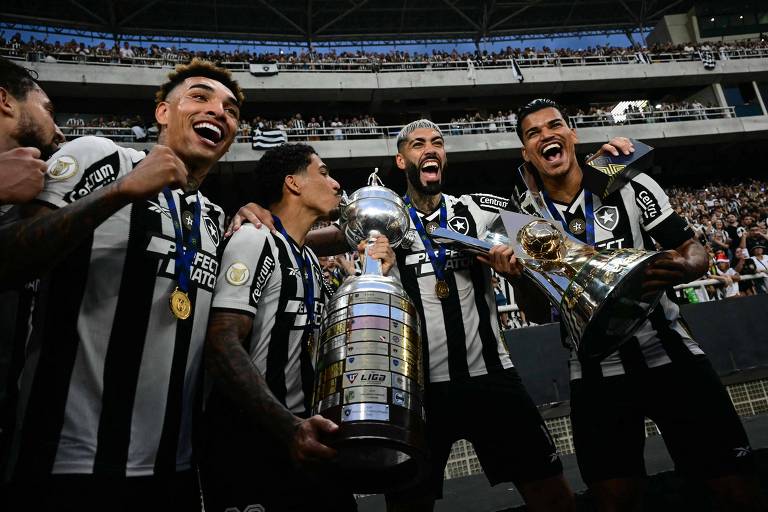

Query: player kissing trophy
311,169,427,493
431,140,663,360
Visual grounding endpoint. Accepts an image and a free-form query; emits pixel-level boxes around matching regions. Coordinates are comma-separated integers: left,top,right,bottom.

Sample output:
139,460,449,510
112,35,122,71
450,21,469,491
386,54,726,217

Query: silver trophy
312,170,427,493
430,166,664,360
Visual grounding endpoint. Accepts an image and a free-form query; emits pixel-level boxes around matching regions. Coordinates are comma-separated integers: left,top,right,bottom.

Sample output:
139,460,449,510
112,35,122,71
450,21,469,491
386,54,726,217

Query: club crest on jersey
47,155,79,180
448,216,469,234
204,216,221,246
594,205,620,231
225,262,250,286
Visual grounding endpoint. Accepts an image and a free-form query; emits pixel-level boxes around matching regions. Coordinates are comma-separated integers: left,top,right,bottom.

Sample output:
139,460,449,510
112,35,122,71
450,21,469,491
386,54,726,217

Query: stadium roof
1,0,696,45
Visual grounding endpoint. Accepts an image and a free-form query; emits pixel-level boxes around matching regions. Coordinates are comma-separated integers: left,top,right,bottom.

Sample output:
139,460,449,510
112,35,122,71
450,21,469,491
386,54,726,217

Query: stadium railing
569,106,736,127
4,47,767,73
58,107,743,144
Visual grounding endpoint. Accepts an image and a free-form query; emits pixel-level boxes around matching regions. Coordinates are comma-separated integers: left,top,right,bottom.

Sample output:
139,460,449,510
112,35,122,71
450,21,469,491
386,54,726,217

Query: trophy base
563,249,665,360
321,407,428,493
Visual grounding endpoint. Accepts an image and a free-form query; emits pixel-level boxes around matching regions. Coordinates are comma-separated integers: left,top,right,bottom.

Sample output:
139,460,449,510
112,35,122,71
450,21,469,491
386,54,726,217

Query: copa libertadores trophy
311,169,427,493
431,145,664,360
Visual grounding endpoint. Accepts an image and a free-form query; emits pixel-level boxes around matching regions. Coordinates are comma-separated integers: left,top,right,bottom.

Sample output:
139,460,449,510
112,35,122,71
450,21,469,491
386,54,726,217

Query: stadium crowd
2,32,767,70
667,179,768,300
59,98,736,144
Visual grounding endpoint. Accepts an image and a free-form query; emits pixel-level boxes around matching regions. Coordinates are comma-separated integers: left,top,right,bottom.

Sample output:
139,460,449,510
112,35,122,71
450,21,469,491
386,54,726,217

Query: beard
405,160,442,196
15,112,58,160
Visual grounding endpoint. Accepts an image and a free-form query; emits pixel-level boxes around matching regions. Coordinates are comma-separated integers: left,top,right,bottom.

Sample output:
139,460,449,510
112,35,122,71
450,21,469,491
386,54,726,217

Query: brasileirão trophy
431,141,663,360
311,170,427,493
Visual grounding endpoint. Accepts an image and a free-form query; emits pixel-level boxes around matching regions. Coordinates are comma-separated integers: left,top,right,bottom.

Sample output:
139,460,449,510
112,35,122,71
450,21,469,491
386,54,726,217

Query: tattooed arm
0,144,187,289
205,310,338,463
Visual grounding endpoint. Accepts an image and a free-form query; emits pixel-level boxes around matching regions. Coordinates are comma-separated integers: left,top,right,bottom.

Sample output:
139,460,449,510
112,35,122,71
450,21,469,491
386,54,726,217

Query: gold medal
425,221,440,234
435,280,450,299
169,287,192,320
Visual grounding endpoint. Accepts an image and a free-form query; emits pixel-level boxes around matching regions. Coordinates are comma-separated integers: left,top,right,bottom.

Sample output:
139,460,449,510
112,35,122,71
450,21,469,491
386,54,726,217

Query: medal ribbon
272,215,315,338
541,188,595,246
403,195,447,282
163,188,201,294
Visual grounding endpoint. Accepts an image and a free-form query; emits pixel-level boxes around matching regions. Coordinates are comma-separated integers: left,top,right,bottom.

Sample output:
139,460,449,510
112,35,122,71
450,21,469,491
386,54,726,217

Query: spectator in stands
65,112,85,136
741,224,768,256
711,251,741,298
119,42,134,63
750,243,768,293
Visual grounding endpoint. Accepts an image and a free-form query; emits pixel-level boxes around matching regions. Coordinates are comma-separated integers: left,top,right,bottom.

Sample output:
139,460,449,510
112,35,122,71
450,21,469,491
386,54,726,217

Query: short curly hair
155,58,244,107
255,143,317,208
0,56,39,101
515,98,568,142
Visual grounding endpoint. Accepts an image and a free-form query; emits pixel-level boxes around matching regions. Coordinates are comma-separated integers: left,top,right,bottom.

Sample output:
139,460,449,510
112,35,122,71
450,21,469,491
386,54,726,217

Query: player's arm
631,174,709,293
0,144,187,289
204,311,338,463
226,201,348,256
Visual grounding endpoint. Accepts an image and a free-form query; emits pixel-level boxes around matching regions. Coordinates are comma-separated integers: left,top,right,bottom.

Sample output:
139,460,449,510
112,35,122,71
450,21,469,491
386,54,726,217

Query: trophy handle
362,230,383,276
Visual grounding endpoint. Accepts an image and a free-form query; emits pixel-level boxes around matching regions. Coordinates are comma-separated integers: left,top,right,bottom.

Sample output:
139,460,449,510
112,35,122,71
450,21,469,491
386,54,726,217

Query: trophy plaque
312,170,427,493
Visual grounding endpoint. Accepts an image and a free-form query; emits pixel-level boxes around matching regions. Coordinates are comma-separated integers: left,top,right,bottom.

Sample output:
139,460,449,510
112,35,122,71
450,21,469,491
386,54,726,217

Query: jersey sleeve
212,224,276,316
37,136,144,209
462,193,502,234
629,173,693,249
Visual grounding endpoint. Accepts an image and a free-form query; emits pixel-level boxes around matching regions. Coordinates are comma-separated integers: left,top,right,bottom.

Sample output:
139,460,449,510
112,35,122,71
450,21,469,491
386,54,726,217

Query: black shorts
571,355,754,484
199,396,357,512
1,471,200,512
388,368,562,503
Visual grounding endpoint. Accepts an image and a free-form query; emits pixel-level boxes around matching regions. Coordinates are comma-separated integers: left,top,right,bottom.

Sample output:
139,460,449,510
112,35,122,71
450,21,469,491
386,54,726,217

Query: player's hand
0,147,47,204
643,249,689,294
226,202,276,236
477,244,523,279
597,136,635,157
357,236,395,276
119,145,188,200
291,415,338,464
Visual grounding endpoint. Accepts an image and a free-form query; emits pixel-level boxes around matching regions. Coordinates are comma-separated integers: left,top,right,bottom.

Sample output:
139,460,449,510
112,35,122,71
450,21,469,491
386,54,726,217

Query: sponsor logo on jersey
400,229,417,250
594,205,620,231
474,194,508,211
225,262,250,286
636,190,660,223
250,255,276,305
47,155,79,180
63,153,120,203
448,216,469,234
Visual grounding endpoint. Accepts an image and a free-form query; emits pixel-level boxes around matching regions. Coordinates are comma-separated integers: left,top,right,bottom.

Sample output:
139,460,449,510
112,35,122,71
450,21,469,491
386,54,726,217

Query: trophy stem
362,230,383,276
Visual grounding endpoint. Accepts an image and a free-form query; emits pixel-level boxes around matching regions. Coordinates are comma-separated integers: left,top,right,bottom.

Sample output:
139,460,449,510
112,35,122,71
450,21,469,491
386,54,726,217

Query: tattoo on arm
204,311,301,447
0,179,134,289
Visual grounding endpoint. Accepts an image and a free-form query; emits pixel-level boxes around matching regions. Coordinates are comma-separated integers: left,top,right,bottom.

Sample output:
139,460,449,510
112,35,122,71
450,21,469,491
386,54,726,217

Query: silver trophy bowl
312,170,427,493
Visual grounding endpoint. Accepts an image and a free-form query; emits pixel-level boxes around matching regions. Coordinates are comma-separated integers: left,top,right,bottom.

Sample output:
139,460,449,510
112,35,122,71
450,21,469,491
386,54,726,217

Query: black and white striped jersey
520,172,704,380
395,193,514,384
210,224,327,416
4,136,225,479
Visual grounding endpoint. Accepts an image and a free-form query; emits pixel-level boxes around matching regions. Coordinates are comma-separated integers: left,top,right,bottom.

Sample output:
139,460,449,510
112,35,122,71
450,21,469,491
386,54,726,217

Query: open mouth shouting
193,121,225,147
419,158,441,183
540,141,564,165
